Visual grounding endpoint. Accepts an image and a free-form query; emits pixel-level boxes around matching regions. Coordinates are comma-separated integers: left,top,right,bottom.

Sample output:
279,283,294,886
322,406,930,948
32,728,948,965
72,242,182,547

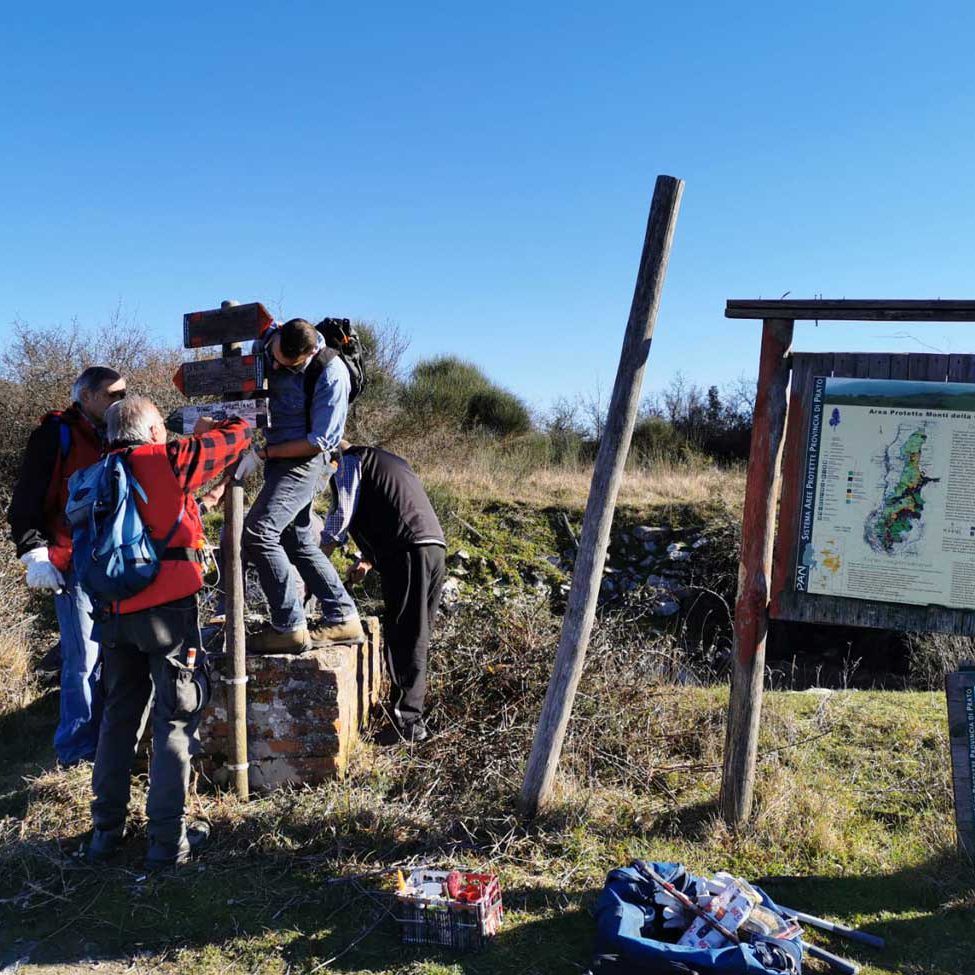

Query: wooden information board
719,299,975,829
771,352,975,636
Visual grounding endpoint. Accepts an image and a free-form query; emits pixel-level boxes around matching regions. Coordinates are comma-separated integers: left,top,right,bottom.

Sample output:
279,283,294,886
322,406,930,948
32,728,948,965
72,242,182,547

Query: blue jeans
53,570,103,764
242,455,358,632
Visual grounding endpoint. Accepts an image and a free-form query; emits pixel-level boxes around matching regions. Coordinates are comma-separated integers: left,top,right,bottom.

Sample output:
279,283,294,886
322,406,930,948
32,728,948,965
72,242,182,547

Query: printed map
795,377,975,609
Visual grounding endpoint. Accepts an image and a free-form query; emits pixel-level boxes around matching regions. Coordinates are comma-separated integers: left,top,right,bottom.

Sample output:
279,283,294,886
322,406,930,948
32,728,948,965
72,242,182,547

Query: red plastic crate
395,869,503,950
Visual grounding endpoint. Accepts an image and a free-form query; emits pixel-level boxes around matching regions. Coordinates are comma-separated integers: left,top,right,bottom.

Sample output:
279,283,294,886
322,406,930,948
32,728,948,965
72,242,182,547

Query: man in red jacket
85,395,250,869
7,366,126,765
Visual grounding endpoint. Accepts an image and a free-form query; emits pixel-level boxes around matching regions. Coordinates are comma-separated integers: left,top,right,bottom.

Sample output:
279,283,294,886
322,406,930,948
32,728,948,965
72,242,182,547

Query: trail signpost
172,355,265,398
173,298,269,800
720,299,975,847
183,301,273,349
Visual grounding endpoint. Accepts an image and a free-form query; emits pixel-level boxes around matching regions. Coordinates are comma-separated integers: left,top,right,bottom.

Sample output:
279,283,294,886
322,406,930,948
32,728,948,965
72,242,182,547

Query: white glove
234,448,262,482
20,548,65,593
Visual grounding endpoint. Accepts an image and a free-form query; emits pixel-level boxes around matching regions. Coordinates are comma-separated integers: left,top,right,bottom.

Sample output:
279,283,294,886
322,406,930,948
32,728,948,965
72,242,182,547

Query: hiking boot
85,824,125,863
245,625,310,654
145,821,211,871
308,618,365,646
375,719,429,747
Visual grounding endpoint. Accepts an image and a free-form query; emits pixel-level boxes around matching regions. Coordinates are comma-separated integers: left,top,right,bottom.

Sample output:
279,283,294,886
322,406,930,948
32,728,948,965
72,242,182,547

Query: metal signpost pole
219,299,250,800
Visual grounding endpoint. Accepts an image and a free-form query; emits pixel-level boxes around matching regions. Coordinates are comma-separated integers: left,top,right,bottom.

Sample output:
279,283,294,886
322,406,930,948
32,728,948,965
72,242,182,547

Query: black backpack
303,318,367,428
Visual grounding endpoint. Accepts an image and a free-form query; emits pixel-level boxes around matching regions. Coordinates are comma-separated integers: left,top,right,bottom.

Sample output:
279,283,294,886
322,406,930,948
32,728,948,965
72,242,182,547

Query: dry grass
417,454,745,511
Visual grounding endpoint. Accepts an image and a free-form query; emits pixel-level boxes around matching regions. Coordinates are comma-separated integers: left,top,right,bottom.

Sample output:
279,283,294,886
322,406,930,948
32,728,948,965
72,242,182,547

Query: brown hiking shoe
308,618,366,646
245,626,310,654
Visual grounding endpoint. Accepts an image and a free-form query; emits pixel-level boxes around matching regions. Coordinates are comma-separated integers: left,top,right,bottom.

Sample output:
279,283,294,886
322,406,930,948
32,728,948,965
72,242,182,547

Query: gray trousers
91,596,210,845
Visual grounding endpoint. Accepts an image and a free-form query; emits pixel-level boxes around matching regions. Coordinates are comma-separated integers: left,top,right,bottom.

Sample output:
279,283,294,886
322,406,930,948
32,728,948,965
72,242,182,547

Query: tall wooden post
519,175,684,817
720,318,794,826
221,298,249,800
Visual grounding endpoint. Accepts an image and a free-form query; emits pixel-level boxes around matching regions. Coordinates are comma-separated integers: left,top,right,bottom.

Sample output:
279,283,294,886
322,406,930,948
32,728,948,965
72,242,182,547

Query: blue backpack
590,863,803,975
65,451,185,605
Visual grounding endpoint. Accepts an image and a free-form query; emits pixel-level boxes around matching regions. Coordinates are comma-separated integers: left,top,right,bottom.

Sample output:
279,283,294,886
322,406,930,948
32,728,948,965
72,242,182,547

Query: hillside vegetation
0,317,972,973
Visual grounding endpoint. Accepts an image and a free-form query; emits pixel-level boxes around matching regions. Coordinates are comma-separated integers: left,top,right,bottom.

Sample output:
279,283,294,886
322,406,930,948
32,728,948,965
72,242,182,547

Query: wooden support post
519,174,684,817
220,298,250,800
719,317,794,826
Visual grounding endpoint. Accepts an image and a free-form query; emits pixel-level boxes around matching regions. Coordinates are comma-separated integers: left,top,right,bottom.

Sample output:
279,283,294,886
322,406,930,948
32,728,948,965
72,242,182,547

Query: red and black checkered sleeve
167,417,253,491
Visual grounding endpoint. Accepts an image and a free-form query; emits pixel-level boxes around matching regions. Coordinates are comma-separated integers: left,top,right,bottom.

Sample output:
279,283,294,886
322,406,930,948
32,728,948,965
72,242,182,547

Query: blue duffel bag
590,862,802,975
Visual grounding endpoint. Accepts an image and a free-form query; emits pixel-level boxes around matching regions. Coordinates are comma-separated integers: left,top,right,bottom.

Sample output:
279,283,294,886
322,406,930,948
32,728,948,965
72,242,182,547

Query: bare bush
0,311,182,499
906,631,975,689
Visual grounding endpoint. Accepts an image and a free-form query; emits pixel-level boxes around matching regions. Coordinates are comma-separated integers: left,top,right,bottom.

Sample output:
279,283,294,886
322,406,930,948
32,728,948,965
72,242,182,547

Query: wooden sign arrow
165,398,269,434
183,302,273,349
173,355,265,397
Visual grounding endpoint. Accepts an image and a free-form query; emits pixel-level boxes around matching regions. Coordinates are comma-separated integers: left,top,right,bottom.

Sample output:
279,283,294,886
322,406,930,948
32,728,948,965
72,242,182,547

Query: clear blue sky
3,2,975,416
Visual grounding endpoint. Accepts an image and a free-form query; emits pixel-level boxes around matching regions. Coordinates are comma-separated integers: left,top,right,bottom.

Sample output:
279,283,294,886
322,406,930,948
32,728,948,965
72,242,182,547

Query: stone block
199,615,383,790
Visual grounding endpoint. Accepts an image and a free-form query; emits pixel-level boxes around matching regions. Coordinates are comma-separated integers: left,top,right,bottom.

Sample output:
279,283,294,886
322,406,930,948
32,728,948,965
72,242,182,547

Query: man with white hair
8,365,126,765
84,395,250,869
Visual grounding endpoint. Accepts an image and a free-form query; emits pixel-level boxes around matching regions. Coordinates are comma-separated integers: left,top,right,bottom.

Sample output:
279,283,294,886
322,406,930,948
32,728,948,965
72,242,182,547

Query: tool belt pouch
169,654,212,717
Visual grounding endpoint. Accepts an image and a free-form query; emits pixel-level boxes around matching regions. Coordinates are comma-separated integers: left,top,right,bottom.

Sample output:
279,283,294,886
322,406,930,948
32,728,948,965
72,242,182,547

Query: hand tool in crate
395,868,503,950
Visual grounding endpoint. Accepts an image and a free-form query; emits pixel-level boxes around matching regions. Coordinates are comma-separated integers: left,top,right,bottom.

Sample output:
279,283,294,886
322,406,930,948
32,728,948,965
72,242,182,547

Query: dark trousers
379,545,445,726
91,597,210,846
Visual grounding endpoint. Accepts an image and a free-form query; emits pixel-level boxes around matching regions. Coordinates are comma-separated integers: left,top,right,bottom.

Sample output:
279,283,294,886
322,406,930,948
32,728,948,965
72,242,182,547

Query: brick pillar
199,616,384,789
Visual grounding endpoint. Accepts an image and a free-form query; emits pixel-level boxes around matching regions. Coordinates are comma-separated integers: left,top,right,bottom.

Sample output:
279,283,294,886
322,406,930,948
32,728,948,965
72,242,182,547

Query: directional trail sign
166,398,268,434
183,302,273,349
172,355,265,397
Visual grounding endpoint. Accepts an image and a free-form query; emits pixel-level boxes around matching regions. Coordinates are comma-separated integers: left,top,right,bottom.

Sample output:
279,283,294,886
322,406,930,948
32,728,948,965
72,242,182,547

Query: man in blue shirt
243,318,363,652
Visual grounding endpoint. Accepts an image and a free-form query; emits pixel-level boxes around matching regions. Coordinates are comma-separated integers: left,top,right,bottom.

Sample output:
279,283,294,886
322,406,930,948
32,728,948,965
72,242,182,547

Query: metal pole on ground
519,175,684,817
221,297,249,800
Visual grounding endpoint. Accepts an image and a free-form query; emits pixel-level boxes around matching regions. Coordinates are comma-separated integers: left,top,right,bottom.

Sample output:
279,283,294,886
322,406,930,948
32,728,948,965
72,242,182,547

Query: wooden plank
925,354,950,381
945,668,975,856
889,354,910,380
727,299,975,322
520,175,684,818
772,589,975,634
832,353,857,378
183,302,272,349
721,317,794,827
908,353,931,380
854,353,872,378
868,354,891,379
173,355,265,398
165,398,268,434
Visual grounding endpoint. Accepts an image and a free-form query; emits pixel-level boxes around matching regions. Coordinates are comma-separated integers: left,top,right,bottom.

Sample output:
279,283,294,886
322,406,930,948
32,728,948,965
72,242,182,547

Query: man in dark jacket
321,444,446,744
7,366,125,764
85,396,250,869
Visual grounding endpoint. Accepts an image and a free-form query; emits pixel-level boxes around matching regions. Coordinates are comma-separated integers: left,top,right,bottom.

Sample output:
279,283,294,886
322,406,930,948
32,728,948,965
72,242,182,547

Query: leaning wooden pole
519,175,684,817
719,317,794,826
221,298,250,800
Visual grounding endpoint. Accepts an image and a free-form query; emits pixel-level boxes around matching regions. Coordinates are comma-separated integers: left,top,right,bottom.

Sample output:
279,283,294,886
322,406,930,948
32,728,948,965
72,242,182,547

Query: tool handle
805,942,860,975
782,907,884,949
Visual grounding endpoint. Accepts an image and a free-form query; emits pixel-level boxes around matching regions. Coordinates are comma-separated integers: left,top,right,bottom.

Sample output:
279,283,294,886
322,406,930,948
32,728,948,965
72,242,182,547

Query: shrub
465,388,531,437
400,355,531,439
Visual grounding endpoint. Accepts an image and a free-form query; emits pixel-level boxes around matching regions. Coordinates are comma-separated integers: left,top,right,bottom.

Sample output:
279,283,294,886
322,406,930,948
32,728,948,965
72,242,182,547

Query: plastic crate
396,869,503,950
